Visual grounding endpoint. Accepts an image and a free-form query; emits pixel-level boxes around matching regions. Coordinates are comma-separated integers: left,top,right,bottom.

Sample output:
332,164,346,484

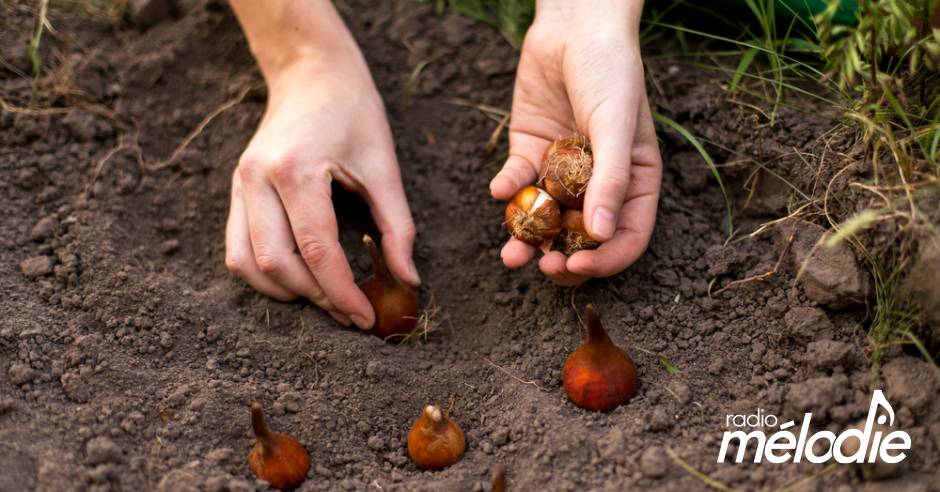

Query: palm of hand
491,24,662,286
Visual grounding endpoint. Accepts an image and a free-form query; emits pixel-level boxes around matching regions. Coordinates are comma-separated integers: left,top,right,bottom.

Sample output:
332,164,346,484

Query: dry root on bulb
505,185,562,247
407,404,466,470
248,402,310,491
559,209,599,255
358,234,419,341
562,305,638,412
540,133,593,209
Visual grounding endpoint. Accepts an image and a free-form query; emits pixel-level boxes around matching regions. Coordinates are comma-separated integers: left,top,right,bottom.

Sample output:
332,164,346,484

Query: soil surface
2,1,939,491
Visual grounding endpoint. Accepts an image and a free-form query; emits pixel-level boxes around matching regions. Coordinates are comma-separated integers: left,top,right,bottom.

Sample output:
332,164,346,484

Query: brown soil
2,1,939,491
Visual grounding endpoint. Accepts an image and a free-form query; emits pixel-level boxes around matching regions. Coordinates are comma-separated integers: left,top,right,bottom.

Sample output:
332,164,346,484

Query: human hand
226,2,418,329
490,0,662,286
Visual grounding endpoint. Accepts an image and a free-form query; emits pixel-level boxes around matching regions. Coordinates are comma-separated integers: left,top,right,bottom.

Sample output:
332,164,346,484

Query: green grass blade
729,47,759,95
652,111,734,237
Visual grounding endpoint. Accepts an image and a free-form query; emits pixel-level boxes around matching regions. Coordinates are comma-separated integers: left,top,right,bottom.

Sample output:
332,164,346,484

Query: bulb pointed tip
250,402,271,439
425,405,442,422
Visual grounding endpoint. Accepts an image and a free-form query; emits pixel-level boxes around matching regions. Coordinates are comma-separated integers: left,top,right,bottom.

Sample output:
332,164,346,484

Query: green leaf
729,46,759,94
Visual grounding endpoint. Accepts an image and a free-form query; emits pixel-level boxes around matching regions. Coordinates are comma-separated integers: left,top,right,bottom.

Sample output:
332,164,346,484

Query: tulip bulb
491,465,507,492
358,234,419,340
505,185,562,247
540,134,592,208
248,402,310,491
407,404,466,470
562,305,638,412
560,209,599,255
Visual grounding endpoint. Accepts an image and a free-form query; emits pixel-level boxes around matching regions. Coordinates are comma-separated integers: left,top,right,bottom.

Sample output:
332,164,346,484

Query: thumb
364,165,421,287
583,106,634,242
489,153,539,201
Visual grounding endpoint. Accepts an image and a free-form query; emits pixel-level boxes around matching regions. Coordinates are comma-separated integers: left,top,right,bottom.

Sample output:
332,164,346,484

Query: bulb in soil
540,133,592,208
490,465,507,492
407,404,466,470
358,234,419,340
559,209,599,255
248,402,310,491
562,305,638,412
505,185,562,247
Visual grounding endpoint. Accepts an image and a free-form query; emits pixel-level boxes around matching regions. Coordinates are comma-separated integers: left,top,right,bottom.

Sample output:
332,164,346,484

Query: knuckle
400,221,417,242
268,153,300,184
601,172,629,193
237,158,261,182
298,238,334,270
254,253,282,275
224,254,245,277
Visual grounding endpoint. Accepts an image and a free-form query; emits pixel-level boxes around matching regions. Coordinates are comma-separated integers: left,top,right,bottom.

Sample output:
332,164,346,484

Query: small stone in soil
20,256,54,277
85,436,122,465
7,363,35,385
30,216,56,241
640,446,668,478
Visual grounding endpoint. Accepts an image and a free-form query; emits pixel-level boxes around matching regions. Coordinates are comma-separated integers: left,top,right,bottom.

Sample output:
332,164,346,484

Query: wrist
232,0,363,83
535,0,643,29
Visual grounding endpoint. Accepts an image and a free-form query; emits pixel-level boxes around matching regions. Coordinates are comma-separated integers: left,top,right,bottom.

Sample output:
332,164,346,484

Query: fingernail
351,314,372,330
592,207,616,241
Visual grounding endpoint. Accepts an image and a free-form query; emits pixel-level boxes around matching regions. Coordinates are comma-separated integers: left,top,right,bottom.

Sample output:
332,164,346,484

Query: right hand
224,51,419,330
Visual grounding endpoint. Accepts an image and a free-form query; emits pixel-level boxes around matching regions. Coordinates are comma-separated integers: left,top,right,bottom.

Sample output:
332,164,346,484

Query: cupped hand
225,54,419,329
490,0,663,286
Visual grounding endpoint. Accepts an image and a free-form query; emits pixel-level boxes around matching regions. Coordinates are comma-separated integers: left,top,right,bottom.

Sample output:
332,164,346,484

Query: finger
270,163,376,330
225,172,297,302
490,154,540,201
567,191,658,277
583,103,637,243
500,237,537,269
570,92,661,278
538,251,587,286
361,155,421,287
238,165,342,316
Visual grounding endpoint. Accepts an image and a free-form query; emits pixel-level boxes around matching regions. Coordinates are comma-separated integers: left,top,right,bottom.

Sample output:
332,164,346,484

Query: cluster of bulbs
505,134,599,255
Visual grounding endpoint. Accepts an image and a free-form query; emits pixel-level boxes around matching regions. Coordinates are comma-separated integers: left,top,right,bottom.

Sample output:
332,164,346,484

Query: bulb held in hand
358,234,419,340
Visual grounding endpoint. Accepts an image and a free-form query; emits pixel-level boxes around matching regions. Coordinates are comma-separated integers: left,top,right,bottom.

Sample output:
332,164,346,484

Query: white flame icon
869,389,895,426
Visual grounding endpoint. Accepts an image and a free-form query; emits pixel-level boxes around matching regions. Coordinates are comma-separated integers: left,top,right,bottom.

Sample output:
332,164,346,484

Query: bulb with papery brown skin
248,402,310,491
559,209,599,255
407,404,466,470
540,134,592,208
358,234,419,340
505,185,562,247
490,464,507,492
562,305,638,412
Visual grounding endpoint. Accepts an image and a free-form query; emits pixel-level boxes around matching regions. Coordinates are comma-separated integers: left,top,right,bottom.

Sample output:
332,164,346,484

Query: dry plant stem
479,354,543,391
145,84,257,171
486,113,510,154
773,463,840,492
712,229,795,295
445,97,510,120
665,447,737,492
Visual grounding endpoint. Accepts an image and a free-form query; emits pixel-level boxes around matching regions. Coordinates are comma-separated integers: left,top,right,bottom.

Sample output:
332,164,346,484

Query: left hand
489,0,662,286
